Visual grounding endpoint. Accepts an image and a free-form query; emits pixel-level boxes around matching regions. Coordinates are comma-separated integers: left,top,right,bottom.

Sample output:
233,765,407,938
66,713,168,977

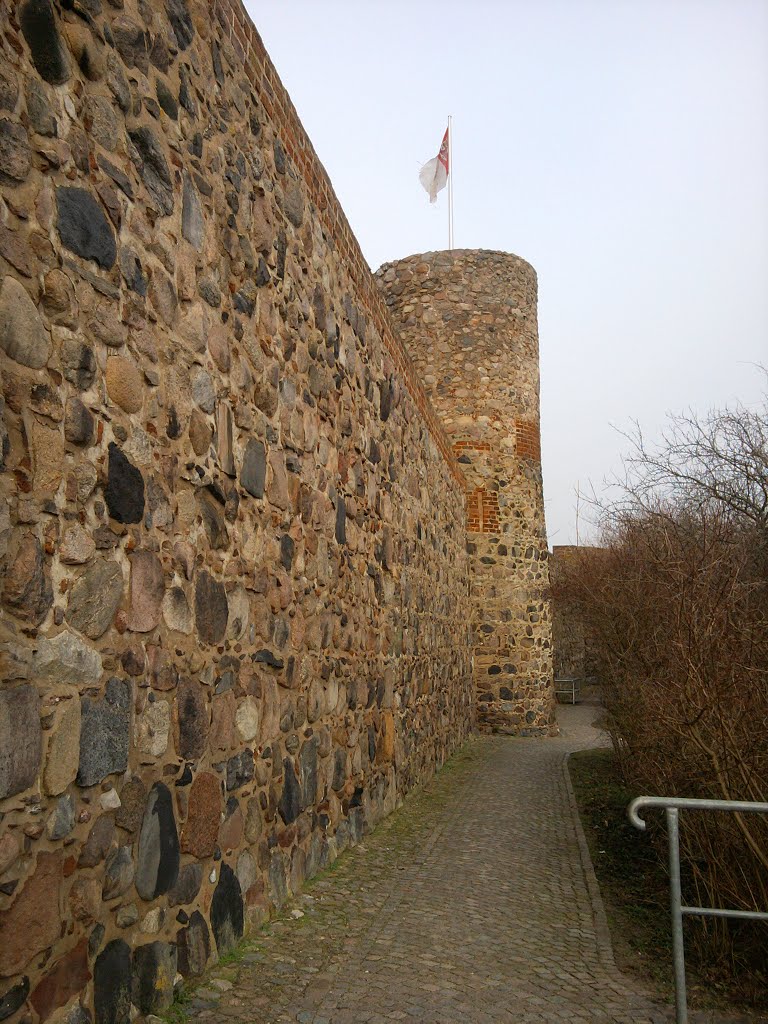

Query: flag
419,126,449,203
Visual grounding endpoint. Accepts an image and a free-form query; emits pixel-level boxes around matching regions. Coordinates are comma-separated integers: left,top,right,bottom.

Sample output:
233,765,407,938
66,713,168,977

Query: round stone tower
376,250,556,735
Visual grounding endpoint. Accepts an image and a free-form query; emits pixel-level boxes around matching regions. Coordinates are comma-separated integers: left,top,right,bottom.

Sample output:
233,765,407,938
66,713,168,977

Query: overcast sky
246,1,768,546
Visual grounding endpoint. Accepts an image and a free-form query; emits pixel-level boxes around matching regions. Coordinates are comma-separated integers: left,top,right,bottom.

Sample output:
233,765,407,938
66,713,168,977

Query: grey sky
247,0,768,546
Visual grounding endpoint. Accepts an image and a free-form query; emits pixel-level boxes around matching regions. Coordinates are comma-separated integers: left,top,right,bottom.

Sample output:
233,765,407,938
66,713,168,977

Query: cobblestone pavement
184,704,762,1024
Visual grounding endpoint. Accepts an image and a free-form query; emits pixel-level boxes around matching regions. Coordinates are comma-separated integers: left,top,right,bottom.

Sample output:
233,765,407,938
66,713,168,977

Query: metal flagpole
447,115,454,249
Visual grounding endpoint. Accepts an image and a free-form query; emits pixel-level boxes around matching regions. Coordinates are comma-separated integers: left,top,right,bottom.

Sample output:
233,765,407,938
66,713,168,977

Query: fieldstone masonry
0,0,554,1021
377,251,556,735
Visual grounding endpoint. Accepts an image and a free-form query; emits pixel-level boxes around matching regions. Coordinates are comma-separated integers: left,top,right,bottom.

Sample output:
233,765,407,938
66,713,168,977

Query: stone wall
0,1,474,1021
376,251,556,735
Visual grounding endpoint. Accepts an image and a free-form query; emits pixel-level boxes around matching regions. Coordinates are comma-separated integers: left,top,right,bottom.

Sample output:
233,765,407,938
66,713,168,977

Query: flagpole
448,115,454,250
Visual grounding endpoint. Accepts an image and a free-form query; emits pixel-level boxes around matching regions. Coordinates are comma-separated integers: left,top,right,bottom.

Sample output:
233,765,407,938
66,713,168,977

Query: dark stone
165,0,194,49
278,758,301,824
66,559,123,639
131,942,176,1015
111,16,147,73
0,977,28,1022
253,649,283,669
240,439,266,499
77,678,131,787
20,0,70,85
178,65,196,116
97,155,134,199
166,405,181,439
312,285,327,333
148,33,169,73
115,776,146,834
299,736,318,808
0,975,28,1023
88,925,104,962
0,685,40,799
56,187,116,270
276,229,287,280
335,497,346,544
198,277,221,307
0,119,31,184
255,257,270,287
94,940,132,1024
119,246,146,296
379,379,391,421
167,861,202,907
155,78,178,119
135,782,179,901
61,338,96,390
332,748,346,791
194,570,228,645
224,485,239,523
47,794,75,839
26,78,56,136
233,287,255,316
216,401,235,476
181,172,203,249
128,126,173,216
67,1008,92,1024
211,40,224,84
273,139,285,175
279,534,294,571
175,678,209,760
105,443,145,524
176,910,209,977
305,831,329,880
225,749,253,791
0,69,19,113
210,863,243,954
106,51,131,113
349,806,365,843
64,397,95,445
102,844,134,900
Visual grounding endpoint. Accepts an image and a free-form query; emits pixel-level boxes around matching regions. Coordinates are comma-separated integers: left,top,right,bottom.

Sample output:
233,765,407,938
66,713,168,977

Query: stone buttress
377,251,557,735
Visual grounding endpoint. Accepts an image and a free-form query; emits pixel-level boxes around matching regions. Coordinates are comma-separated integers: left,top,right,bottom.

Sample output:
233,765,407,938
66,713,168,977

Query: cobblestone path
184,705,757,1024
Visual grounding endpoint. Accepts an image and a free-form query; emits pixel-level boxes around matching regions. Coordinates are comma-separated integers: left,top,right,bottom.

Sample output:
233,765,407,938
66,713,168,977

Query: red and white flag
419,126,449,203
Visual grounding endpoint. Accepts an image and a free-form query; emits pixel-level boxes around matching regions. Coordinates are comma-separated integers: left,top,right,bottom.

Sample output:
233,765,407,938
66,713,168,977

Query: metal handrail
628,795,768,1024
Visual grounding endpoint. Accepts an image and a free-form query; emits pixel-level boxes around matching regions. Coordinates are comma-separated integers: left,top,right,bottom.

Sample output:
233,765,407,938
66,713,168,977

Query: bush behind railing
554,382,768,998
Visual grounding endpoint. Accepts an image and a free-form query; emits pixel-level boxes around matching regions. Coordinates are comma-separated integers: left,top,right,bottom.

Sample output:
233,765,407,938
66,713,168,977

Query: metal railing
554,676,581,704
627,796,768,1024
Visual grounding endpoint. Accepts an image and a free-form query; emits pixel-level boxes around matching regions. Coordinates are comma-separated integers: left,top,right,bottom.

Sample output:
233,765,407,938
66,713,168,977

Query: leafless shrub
556,382,768,994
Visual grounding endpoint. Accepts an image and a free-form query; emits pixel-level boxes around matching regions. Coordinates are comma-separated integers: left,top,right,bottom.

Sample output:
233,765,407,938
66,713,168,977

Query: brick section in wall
515,419,542,462
466,488,500,534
